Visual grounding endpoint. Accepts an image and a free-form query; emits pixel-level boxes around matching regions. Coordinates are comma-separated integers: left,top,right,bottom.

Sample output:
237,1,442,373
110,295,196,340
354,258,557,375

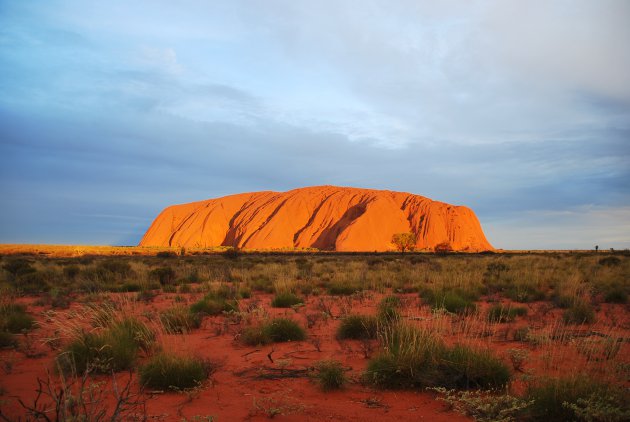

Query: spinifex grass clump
314,360,346,391
563,299,596,324
271,291,304,308
440,345,511,389
486,304,528,323
242,318,306,346
525,375,630,422
160,306,201,334
336,315,378,340
57,317,155,374
364,324,446,389
139,352,214,391
0,303,35,334
422,289,477,315
377,295,402,323
364,323,511,390
328,282,362,296
190,284,240,317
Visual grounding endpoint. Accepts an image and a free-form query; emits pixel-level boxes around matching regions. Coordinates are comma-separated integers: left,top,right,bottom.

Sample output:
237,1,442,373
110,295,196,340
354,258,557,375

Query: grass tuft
139,352,214,391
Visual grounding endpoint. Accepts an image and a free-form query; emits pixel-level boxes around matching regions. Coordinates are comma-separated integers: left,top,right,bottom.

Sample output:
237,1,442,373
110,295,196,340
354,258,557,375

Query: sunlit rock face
139,186,494,252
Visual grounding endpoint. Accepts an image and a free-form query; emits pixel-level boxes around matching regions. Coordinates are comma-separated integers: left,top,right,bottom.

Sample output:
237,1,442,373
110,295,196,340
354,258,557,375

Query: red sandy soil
2,291,628,421
139,186,493,252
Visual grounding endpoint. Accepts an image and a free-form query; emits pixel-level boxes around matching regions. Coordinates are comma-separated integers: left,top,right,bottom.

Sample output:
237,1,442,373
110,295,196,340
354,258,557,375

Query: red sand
139,186,493,252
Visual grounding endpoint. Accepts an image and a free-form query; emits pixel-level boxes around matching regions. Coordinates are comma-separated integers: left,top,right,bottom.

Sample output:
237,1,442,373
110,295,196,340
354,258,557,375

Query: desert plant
426,290,477,315
0,303,35,334
563,300,595,324
526,375,629,422
363,324,445,388
150,266,176,286
314,360,346,391
377,295,402,323
139,352,214,391
604,287,627,304
271,292,304,308
487,304,527,323
440,344,512,389
336,315,378,340
391,232,417,253
160,306,201,333
431,387,532,422
242,318,306,345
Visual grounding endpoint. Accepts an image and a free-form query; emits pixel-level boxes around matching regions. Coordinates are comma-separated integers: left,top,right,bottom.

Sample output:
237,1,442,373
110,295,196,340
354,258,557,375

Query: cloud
0,0,628,248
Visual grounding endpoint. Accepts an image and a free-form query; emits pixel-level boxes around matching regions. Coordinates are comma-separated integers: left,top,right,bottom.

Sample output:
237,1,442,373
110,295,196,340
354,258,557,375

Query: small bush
0,331,16,348
150,267,176,286
315,360,346,391
487,304,527,323
526,375,629,422
156,251,177,258
604,287,627,304
363,324,445,389
264,318,306,342
139,352,213,390
271,292,304,308
242,318,306,345
336,315,378,340
57,317,154,374
328,283,361,296
377,296,402,322
563,300,595,324
431,387,532,422
428,290,477,315
160,306,201,333
440,345,511,389
0,303,35,334
598,256,621,267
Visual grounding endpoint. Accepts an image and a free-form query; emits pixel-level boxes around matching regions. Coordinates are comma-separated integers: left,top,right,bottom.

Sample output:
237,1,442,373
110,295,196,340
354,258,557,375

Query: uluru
139,186,493,252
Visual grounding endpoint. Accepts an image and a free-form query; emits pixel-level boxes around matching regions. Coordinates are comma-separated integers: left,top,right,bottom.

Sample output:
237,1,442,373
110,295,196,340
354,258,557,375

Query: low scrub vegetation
336,315,378,340
314,360,346,391
242,318,306,345
139,352,215,391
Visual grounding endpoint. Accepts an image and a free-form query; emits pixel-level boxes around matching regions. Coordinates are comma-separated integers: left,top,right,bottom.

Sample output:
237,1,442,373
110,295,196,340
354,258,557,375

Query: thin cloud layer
0,1,628,248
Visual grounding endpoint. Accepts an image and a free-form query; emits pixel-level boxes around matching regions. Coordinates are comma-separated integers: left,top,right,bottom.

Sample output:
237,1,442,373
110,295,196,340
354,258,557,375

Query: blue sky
1,0,628,249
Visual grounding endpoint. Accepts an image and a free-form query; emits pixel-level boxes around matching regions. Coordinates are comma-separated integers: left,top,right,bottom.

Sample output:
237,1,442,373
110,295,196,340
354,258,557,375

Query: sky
0,0,629,250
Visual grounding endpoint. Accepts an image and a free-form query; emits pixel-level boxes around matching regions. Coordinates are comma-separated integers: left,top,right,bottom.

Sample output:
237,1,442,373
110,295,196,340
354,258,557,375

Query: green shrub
57,317,154,374
487,304,527,323
150,267,176,285
431,387,532,422
336,315,378,340
377,296,402,322
363,324,445,389
271,292,304,308
315,360,346,391
0,303,35,333
526,375,629,422
139,352,213,391
328,283,361,296
156,251,177,258
364,324,510,390
241,325,272,346
242,318,306,345
440,345,511,389
598,256,621,267
190,296,238,316
604,287,627,304
428,290,477,315
0,331,16,348
563,300,595,324
264,318,306,342
160,306,201,333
